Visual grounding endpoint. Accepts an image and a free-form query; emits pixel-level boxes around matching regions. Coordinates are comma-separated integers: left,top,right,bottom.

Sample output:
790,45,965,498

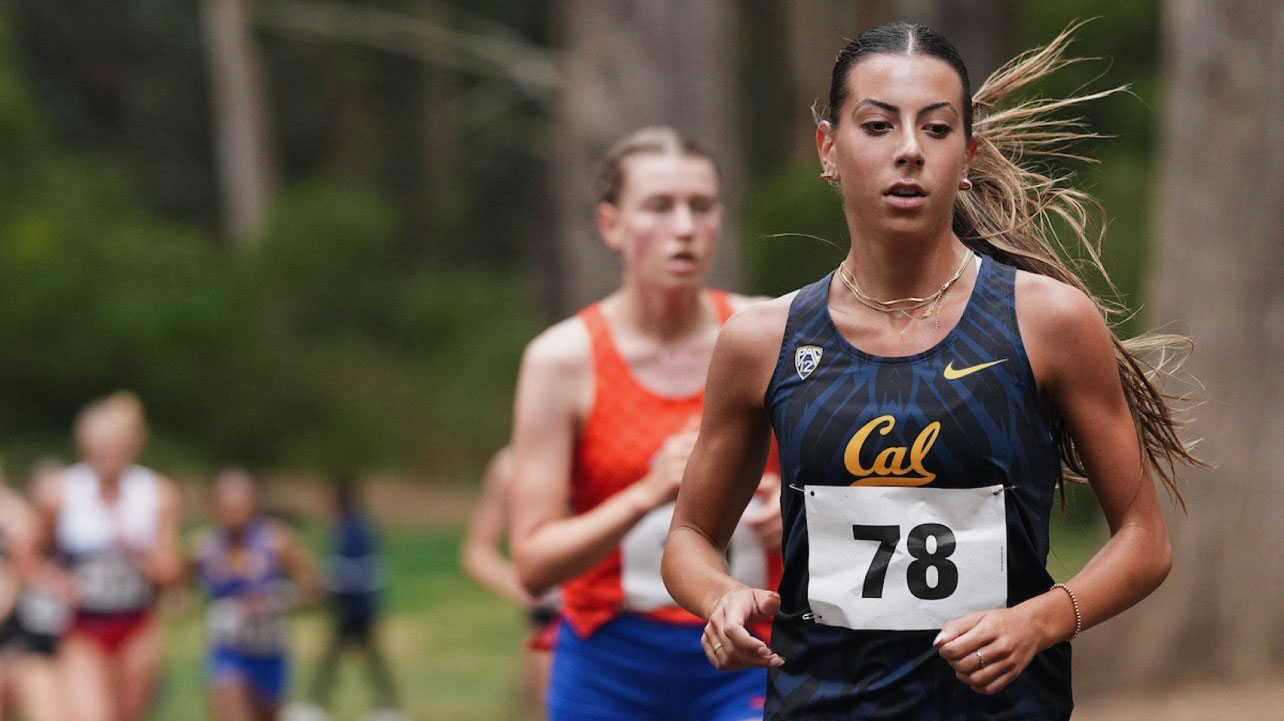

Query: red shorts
71,610,152,654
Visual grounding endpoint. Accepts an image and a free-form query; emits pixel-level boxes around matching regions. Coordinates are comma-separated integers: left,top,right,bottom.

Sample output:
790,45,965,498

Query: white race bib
75,551,152,613
620,499,769,612
804,484,1006,631
207,596,287,654
16,587,70,635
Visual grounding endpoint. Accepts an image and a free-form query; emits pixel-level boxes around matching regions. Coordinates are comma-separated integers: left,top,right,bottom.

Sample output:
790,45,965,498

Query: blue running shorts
547,614,766,721
208,647,288,703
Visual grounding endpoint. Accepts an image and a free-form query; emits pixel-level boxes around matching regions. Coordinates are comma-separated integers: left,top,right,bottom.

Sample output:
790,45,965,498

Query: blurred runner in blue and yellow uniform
194,468,319,721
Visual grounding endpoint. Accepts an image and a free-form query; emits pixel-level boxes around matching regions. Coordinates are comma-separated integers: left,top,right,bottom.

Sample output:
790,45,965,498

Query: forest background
1,0,1282,713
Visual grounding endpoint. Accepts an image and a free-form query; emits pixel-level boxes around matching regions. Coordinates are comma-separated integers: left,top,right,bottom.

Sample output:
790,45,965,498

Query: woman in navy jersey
301,477,402,719
662,23,1201,721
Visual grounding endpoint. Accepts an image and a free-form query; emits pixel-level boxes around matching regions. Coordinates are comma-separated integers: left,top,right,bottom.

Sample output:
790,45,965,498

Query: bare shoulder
725,292,774,314
1014,270,1107,342
0,488,30,529
515,314,593,426
0,487,23,513
1014,271,1116,395
31,471,64,513
486,446,514,482
521,314,591,381
712,292,799,395
721,292,796,347
152,474,183,509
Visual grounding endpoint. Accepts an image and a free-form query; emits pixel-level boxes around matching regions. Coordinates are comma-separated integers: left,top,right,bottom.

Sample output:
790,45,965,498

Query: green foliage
742,164,850,297
0,46,535,476
0,0,1163,484
1007,3,1160,324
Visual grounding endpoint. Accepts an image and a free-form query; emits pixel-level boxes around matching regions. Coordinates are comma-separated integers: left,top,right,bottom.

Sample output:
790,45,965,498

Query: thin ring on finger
974,649,985,670
712,643,724,654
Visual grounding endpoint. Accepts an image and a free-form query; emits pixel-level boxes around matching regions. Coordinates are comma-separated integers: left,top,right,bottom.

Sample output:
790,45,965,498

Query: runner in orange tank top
510,127,780,721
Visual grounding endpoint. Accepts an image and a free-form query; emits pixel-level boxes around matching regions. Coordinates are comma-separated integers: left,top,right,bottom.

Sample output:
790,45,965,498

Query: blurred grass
150,492,1103,721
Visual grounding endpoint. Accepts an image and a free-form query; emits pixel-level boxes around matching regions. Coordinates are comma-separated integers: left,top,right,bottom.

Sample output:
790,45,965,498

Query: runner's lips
884,182,926,197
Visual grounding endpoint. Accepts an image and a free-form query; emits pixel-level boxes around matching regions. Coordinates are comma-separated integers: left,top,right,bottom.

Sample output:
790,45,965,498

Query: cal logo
844,415,940,486
794,345,823,380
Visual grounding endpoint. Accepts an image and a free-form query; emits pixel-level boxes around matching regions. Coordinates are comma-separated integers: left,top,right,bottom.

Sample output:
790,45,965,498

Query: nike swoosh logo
943,359,1007,380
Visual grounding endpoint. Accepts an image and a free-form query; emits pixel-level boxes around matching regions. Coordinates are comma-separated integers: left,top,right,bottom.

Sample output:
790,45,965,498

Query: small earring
959,178,973,191
820,169,839,182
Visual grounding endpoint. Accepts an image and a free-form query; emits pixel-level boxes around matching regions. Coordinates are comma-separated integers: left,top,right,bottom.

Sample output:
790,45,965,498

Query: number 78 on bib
804,484,1007,631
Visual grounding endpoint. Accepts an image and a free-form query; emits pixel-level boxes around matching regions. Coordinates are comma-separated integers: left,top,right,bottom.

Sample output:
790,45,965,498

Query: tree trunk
201,0,276,246
912,0,1009,82
1075,0,1284,693
548,0,742,315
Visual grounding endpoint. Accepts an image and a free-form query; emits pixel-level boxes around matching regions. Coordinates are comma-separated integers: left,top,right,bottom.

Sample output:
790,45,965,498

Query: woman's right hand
640,424,701,509
701,586,786,670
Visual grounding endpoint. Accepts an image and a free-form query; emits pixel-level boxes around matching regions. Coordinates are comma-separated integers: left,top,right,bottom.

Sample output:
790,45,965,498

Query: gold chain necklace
837,249,973,330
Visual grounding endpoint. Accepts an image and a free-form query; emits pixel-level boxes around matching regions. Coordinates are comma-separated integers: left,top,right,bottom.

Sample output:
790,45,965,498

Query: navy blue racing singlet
763,257,1072,721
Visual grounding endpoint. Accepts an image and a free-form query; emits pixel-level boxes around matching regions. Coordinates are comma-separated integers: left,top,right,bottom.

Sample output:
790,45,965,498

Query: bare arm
273,522,323,604
938,275,1173,694
662,299,791,670
459,447,532,606
1,492,44,585
141,478,185,588
509,320,682,597
0,493,40,614
30,474,79,602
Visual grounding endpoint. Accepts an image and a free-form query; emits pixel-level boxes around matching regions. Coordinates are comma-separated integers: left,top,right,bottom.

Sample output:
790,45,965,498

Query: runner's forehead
617,153,719,201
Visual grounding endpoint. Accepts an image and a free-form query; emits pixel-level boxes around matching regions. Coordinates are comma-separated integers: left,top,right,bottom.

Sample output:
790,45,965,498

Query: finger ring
713,644,723,653
974,650,985,669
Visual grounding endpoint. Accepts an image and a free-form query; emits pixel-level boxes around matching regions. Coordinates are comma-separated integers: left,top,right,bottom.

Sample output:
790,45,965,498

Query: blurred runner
508,127,781,721
0,460,64,721
461,446,559,713
35,392,183,721
292,476,403,721
193,468,321,721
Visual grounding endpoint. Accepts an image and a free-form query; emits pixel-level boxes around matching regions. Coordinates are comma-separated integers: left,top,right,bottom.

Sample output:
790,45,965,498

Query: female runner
36,393,183,721
662,23,1201,721
509,126,781,721
460,446,559,711
194,468,320,721
0,462,63,721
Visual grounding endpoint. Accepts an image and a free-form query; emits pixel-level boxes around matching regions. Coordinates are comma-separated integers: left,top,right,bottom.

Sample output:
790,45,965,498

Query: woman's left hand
934,606,1043,696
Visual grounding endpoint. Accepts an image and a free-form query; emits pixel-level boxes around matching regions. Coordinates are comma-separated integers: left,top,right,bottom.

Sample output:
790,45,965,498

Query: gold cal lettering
844,415,939,486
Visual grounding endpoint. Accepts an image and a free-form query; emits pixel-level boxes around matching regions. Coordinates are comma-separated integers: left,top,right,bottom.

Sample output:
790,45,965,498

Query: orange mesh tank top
563,290,777,637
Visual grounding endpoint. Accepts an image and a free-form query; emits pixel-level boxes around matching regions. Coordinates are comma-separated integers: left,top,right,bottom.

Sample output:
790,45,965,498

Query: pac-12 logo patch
794,345,823,380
